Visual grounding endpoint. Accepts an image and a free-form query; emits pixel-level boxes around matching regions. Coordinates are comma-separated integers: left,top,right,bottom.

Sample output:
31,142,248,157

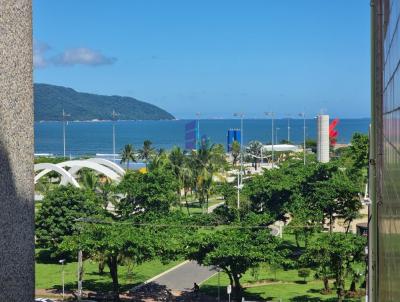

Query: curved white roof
87,158,125,176
34,163,80,188
34,158,124,188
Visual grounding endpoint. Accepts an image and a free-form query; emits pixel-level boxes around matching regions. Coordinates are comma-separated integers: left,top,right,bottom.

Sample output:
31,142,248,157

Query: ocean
34,118,370,157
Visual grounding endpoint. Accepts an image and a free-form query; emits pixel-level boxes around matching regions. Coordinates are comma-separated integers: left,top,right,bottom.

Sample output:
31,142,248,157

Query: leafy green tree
311,179,339,234
298,268,311,283
245,167,297,220
120,144,136,169
138,140,155,168
348,133,369,171
302,233,366,301
35,186,102,251
60,215,190,301
116,169,178,217
114,171,141,218
187,223,283,301
231,140,241,166
286,194,322,247
217,182,237,207
246,141,262,170
300,236,332,293
335,175,363,233
211,204,238,224
311,172,361,233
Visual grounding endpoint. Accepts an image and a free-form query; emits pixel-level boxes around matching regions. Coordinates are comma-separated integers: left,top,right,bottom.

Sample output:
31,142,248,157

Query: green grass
173,196,224,215
244,281,364,302
36,256,182,292
201,267,365,302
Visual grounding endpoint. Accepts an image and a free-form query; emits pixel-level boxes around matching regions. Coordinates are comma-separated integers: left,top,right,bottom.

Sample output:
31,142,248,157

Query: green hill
34,83,175,121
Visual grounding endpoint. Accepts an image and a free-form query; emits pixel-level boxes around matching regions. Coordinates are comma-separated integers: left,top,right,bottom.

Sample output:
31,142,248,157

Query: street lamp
59,259,66,300
286,114,291,142
233,112,244,210
298,112,306,165
265,112,275,168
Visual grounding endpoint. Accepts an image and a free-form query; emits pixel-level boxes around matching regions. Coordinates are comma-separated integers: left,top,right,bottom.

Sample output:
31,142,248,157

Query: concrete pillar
317,115,330,163
0,1,34,301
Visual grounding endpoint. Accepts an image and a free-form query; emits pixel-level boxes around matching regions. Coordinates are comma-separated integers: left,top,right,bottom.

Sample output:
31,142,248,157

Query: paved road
153,261,216,291
207,201,224,213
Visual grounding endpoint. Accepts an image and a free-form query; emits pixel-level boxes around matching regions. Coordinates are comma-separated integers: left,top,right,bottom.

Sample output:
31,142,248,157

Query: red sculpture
329,118,339,146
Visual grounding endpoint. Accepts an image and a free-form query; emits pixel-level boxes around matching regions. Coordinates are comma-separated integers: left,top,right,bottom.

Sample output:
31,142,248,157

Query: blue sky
34,0,370,119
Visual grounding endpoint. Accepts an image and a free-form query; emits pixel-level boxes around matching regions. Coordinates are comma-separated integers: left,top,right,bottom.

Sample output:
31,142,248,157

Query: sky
33,0,371,119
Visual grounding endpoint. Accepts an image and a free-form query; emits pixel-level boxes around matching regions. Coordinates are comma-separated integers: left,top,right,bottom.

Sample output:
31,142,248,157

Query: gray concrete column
0,1,34,301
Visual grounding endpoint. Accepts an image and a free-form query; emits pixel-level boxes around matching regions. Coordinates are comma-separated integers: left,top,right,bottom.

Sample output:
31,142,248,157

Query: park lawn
244,281,365,301
201,267,310,289
174,196,224,215
36,257,182,292
201,268,365,302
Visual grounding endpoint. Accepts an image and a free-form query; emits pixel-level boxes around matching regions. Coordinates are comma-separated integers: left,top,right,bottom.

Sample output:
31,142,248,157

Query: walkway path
152,261,216,291
207,201,224,213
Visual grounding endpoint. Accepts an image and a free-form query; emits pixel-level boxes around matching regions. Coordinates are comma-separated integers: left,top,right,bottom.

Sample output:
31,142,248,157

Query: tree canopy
116,168,178,217
60,213,191,301
186,218,285,301
302,232,366,301
35,185,102,251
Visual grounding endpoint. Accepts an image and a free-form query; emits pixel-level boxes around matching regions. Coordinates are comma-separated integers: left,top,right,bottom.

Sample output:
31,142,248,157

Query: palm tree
169,147,185,210
147,152,169,171
120,144,136,169
80,169,98,191
138,140,154,168
190,143,227,212
98,177,115,210
203,169,213,211
181,165,193,215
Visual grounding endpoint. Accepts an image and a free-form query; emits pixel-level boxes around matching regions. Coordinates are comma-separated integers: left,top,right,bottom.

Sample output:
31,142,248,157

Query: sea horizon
35,118,371,157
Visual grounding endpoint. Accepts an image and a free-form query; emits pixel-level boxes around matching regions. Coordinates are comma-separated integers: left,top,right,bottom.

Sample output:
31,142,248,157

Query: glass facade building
371,0,400,300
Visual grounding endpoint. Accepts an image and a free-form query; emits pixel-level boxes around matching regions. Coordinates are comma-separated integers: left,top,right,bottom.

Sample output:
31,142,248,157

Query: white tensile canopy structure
261,144,300,152
34,158,125,188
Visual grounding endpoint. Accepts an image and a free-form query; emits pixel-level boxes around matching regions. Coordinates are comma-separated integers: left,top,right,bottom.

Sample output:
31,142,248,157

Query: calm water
35,119,370,156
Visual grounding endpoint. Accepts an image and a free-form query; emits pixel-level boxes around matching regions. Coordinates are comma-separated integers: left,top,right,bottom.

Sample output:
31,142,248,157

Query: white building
317,114,330,163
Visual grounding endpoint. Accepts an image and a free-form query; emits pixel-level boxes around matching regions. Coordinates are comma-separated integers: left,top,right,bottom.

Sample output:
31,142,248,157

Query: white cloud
33,40,51,68
52,48,117,66
33,40,117,68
